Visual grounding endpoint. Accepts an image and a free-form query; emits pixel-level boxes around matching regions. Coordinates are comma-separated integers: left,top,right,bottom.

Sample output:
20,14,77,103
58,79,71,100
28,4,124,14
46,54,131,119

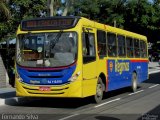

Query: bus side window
126,37,134,58
97,30,106,58
107,32,117,57
140,40,147,58
134,39,140,58
117,35,126,57
82,32,96,63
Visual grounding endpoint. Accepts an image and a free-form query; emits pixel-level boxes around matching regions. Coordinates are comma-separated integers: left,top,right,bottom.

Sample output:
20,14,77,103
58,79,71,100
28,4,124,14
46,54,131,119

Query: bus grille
22,84,69,95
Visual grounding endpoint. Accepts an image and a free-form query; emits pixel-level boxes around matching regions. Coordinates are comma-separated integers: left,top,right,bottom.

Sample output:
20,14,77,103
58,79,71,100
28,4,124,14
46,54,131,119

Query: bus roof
19,16,147,41
79,17,147,41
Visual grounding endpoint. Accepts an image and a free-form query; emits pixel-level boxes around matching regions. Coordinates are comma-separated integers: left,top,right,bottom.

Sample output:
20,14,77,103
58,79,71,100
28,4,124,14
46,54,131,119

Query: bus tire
94,77,104,103
131,72,137,92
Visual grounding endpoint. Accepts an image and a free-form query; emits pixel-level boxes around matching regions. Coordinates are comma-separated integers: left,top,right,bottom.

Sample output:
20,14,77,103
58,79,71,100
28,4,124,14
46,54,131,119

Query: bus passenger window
140,41,147,58
97,30,106,57
126,37,134,58
107,33,117,57
117,35,126,57
82,33,96,63
134,39,140,58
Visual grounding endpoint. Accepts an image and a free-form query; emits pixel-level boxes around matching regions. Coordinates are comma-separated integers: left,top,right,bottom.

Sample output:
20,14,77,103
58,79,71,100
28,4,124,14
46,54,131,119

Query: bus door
82,28,97,97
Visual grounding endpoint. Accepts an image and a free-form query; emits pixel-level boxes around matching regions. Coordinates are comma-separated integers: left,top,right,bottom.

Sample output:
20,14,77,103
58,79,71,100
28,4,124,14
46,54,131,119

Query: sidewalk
0,62,160,106
0,88,16,106
0,87,15,99
148,61,159,68
148,62,160,74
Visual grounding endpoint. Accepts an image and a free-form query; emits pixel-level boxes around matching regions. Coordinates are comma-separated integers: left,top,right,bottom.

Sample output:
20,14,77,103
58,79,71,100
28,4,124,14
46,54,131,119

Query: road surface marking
59,114,79,120
94,98,121,108
0,99,5,106
149,84,159,89
149,70,160,75
128,90,144,96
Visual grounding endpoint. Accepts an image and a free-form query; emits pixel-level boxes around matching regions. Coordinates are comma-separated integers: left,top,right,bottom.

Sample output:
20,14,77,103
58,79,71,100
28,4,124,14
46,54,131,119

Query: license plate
39,86,51,91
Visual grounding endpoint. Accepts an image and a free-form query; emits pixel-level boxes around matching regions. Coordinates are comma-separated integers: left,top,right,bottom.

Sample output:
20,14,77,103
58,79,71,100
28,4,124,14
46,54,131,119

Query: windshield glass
16,32,77,67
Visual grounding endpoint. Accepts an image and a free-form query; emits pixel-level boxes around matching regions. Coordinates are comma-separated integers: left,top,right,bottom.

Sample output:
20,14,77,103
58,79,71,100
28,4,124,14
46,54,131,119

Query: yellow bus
15,16,148,103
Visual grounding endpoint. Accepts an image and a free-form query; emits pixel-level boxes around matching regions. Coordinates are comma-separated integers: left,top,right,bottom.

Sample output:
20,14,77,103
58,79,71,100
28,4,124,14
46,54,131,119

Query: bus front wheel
131,72,137,92
94,77,104,103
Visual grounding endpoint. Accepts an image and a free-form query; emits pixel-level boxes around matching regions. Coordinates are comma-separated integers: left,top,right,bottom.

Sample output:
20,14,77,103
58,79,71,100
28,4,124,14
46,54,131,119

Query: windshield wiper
51,30,63,49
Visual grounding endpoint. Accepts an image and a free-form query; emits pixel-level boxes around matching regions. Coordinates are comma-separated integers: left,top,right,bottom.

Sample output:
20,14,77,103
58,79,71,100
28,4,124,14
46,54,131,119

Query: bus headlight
68,71,81,82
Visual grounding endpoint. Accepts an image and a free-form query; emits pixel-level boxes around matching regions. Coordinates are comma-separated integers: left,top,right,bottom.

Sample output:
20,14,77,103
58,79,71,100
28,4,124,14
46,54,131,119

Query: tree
47,0,74,16
0,1,11,88
0,0,11,42
0,0,48,42
0,0,10,21
73,0,100,19
1,0,160,43
73,0,126,27
62,0,74,16
97,0,126,27
47,0,61,16
13,0,47,19
124,0,160,42
153,0,160,4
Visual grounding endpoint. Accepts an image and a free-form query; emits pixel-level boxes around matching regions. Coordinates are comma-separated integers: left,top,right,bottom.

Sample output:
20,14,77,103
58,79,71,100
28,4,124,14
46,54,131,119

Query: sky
148,0,153,3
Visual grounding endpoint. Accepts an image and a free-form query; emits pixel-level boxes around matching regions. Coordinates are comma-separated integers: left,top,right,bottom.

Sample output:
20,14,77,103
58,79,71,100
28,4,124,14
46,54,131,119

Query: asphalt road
0,72,160,120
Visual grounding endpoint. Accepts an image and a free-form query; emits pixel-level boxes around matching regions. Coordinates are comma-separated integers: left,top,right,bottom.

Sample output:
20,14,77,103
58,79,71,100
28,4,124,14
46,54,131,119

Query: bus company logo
109,61,113,72
115,61,129,74
30,80,40,84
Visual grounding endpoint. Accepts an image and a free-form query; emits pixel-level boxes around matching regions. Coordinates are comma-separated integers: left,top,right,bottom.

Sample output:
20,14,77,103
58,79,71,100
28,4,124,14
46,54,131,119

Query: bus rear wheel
94,77,104,103
131,72,137,92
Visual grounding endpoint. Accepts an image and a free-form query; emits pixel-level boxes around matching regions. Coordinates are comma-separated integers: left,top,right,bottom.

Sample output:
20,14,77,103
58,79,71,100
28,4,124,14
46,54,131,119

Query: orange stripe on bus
130,60,148,62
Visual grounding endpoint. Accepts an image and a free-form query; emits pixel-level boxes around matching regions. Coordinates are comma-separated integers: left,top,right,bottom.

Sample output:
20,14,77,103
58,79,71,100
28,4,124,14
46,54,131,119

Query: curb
0,97,39,106
0,97,18,106
0,99,5,106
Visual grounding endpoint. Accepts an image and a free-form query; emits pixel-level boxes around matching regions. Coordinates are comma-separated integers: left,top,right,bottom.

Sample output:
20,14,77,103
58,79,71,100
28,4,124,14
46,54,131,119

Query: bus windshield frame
16,32,78,68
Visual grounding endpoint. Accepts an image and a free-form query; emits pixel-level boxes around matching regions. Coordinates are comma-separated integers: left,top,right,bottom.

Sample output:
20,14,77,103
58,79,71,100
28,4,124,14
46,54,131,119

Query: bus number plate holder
39,86,51,91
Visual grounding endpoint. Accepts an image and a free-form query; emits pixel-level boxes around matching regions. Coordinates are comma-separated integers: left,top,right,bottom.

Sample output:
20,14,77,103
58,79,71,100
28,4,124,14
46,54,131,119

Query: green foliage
72,0,160,42
1,0,160,43
0,0,10,21
73,0,126,27
74,0,100,19
13,0,47,19
125,0,157,29
0,0,48,42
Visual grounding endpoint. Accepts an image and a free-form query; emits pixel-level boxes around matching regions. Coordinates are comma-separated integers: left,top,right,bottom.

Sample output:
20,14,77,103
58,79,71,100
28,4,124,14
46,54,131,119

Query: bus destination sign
21,17,79,31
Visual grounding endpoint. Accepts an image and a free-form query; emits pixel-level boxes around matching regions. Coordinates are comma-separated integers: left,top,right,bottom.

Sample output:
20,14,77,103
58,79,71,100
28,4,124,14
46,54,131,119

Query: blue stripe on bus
107,59,148,91
17,65,76,85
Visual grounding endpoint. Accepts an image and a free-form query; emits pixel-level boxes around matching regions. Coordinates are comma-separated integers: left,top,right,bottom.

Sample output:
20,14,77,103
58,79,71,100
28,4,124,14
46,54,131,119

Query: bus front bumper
16,79,82,98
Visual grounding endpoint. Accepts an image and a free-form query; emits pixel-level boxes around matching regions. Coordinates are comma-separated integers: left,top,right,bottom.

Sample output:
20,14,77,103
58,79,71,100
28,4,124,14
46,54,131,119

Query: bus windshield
16,32,77,67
